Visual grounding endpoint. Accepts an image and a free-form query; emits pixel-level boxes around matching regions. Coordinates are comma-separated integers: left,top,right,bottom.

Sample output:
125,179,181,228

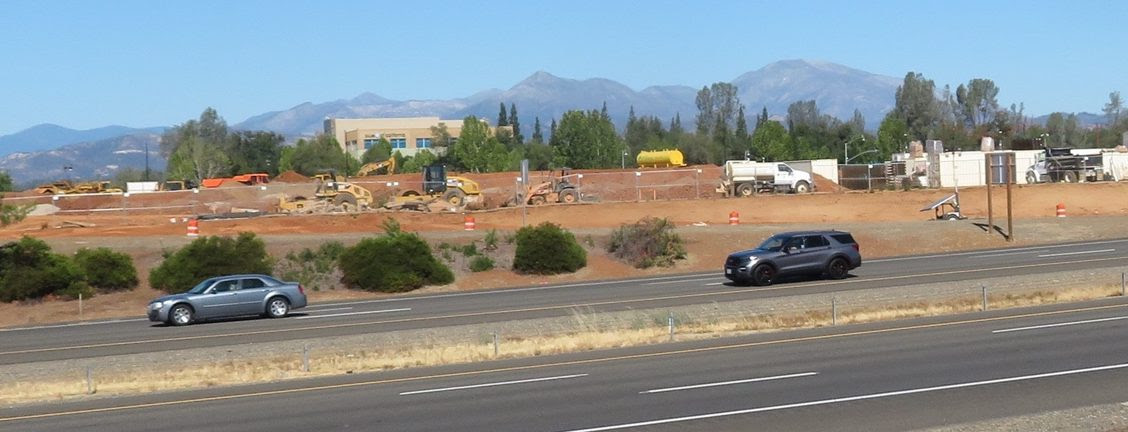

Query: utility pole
144,141,151,181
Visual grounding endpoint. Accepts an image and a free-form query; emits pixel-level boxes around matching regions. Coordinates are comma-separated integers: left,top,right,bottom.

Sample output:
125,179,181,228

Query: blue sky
1,0,1124,135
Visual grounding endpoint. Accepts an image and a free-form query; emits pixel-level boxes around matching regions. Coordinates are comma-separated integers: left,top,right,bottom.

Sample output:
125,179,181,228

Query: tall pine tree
509,103,523,144
497,103,509,127
532,117,544,144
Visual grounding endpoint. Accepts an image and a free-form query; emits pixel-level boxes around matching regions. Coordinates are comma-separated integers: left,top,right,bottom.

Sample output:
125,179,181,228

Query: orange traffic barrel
728,211,739,225
464,214,476,231
186,218,200,237
1056,203,1066,218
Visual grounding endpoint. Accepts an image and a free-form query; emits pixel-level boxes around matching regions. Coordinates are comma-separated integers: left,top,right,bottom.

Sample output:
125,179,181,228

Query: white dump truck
718,160,814,196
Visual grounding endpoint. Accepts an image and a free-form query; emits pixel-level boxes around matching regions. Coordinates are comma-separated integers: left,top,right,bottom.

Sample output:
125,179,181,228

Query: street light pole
843,135,865,164
621,151,628,169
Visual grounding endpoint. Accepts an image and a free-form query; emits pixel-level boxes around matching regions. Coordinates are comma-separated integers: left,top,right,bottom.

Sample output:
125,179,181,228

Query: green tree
429,123,455,156
524,141,555,170
956,78,1001,127
876,114,910,160
401,149,438,173
1103,91,1123,126
360,138,393,163
450,116,508,172
695,82,742,138
894,72,942,141
509,103,523,144
497,102,509,127
550,110,624,168
750,120,792,161
1045,112,1081,146
287,134,353,176
531,117,544,144
734,106,752,158
0,171,12,192
227,131,284,176
163,108,235,181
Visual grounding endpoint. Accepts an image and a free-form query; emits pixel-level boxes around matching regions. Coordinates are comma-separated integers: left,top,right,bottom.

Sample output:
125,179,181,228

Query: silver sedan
148,274,308,326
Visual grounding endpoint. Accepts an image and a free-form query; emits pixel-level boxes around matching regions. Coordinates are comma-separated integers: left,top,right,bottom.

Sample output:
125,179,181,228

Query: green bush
483,229,499,251
608,217,687,268
0,236,89,302
74,247,139,292
0,195,33,227
149,232,273,293
338,232,453,293
512,222,586,274
469,255,495,272
277,241,345,291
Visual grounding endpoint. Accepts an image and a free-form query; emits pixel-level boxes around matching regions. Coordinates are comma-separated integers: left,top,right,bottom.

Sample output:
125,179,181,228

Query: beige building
324,117,474,158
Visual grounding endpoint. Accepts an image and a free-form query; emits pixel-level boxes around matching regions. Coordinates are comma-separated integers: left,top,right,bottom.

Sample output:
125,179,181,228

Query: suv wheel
266,297,290,318
168,304,194,326
826,257,850,280
751,264,775,286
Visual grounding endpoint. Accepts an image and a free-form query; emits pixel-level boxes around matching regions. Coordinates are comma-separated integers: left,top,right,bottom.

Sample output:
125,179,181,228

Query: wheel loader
505,168,579,206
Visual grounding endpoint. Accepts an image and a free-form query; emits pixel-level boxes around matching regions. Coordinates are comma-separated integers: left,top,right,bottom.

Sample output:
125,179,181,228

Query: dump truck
385,165,481,210
1026,147,1105,183
201,173,270,188
717,160,813,196
34,180,122,195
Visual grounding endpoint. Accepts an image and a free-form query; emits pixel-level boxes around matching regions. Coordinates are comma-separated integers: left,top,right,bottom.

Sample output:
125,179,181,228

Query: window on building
390,138,407,149
416,138,432,149
363,138,379,149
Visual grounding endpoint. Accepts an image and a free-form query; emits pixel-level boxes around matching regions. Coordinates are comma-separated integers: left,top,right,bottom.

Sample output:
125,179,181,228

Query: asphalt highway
2,238,1127,364
5,299,1128,431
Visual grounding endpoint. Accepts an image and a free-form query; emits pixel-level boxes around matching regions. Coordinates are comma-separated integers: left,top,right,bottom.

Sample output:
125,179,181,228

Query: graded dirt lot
2,179,1127,328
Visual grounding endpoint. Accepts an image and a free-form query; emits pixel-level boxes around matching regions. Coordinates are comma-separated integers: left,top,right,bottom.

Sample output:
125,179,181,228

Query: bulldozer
506,169,580,206
385,164,481,211
34,180,122,195
356,157,396,177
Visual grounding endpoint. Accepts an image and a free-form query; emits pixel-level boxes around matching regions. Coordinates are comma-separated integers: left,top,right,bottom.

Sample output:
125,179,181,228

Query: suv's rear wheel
826,257,850,280
751,264,775,286
265,297,290,318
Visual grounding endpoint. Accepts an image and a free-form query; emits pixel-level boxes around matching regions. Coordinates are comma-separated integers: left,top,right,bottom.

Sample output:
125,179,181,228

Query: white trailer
718,161,814,196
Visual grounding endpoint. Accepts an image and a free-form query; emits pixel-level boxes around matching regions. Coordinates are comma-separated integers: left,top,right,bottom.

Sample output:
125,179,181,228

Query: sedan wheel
826,257,849,280
169,304,194,326
266,297,290,318
751,264,775,286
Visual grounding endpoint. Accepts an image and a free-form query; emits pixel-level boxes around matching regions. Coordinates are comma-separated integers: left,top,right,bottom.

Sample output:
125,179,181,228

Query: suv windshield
757,235,791,252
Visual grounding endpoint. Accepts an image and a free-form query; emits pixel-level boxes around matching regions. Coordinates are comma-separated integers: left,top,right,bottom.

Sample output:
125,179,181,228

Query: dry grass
2,284,1121,406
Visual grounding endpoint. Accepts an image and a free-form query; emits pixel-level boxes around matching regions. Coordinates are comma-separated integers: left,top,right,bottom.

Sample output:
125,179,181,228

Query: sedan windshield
757,235,790,252
186,278,218,294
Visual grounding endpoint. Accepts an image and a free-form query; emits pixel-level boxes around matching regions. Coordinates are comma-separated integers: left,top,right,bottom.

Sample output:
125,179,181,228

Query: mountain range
0,59,1110,186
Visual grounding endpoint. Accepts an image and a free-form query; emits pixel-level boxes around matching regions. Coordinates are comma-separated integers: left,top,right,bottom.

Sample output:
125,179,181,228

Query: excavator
355,157,396,177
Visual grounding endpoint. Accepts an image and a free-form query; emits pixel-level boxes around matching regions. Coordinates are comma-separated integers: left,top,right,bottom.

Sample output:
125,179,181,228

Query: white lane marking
647,278,720,285
294,308,411,319
561,363,1128,432
993,316,1128,333
705,282,724,286
311,274,715,308
399,374,588,396
0,318,149,332
969,250,1048,258
1038,248,1115,258
867,239,1128,263
640,372,817,394
302,307,353,313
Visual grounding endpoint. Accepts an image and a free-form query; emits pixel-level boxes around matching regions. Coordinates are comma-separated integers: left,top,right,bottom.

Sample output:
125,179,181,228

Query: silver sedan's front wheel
169,304,194,326
266,297,290,318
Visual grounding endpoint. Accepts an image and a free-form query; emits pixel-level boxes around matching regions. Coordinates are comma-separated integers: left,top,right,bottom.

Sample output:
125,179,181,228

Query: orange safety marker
728,211,739,225
186,218,200,237
1056,203,1066,218
464,214,476,231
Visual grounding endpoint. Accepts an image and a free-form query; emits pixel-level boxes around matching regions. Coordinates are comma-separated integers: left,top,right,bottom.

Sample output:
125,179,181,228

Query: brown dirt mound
813,174,841,193
273,170,311,183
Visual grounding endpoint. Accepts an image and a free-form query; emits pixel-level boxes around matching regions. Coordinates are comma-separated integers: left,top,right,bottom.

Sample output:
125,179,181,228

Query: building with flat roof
324,117,476,158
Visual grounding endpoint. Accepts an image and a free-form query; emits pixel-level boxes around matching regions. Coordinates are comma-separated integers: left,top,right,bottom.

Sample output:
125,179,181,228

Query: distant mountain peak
517,70,565,86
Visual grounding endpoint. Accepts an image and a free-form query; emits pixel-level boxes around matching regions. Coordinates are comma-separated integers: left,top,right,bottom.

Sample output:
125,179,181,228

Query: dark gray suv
724,231,861,286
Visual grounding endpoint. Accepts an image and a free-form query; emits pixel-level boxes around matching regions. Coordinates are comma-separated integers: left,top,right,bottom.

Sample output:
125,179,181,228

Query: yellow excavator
356,157,396,177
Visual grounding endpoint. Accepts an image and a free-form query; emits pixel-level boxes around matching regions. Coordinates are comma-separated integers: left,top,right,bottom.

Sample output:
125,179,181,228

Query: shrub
0,236,89,302
512,222,586,274
74,247,139,292
469,255,495,272
149,232,273,293
0,196,33,227
338,231,453,293
607,217,686,268
483,229,499,251
277,241,345,291
460,242,479,257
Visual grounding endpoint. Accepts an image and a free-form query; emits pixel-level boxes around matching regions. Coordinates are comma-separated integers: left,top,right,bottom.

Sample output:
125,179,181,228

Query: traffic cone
728,211,739,225
464,214,476,231
1056,203,1066,218
186,218,200,237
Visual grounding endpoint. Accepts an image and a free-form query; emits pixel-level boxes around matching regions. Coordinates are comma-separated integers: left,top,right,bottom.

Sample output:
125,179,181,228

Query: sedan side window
212,280,238,293
241,278,266,289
